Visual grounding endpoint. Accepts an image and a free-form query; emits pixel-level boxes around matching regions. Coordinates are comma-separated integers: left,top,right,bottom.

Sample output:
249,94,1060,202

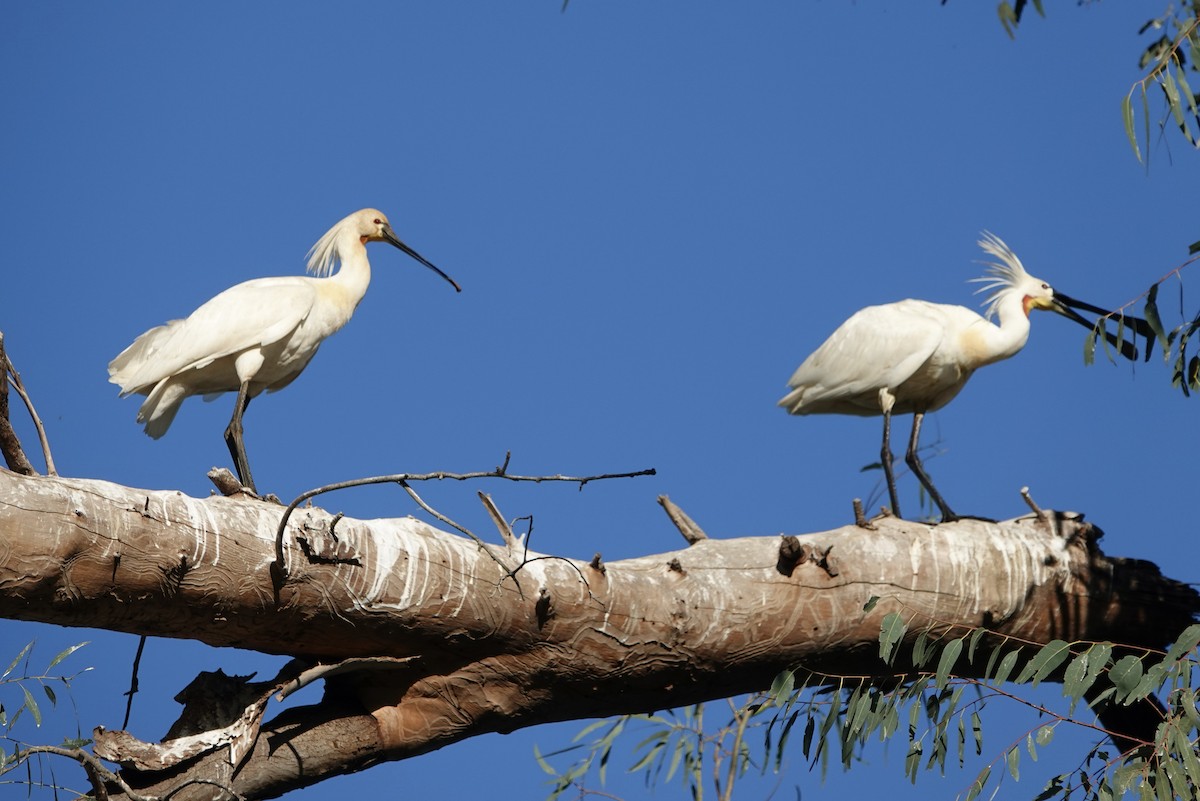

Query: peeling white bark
0,470,1194,801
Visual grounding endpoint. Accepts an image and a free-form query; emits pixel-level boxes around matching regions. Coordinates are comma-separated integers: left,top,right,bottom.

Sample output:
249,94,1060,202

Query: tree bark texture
0,470,1196,800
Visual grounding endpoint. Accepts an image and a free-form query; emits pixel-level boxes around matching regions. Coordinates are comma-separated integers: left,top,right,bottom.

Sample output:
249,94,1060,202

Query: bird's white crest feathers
305,222,343,278
969,231,1029,321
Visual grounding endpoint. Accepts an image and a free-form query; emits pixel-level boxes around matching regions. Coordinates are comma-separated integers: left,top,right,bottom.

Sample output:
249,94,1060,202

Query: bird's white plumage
109,208,459,493
780,300,980,417
110,279,318,397
109,210,395,438
972,231,1037,321
779,232,1051,420
778,232,1061,521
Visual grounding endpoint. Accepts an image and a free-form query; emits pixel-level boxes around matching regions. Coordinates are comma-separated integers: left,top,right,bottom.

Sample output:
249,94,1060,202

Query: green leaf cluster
542,620,1200,801
0,640,91,787
1124,9,1200,165
1142,283,1200,397
1079,267,1200,398
537,702,763,801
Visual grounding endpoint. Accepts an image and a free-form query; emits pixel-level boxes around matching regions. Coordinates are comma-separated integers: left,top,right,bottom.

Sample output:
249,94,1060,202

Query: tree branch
0,472,1195,801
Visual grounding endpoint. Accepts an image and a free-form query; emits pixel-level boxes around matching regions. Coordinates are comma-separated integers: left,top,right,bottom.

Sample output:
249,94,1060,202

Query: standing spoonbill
778,232,1100,522
109,208,461,493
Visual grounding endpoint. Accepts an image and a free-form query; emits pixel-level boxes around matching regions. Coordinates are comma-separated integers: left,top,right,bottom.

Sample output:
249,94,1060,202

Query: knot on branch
535,588,554,629
777,536,838,578
777,535,805,576
296,511,362,566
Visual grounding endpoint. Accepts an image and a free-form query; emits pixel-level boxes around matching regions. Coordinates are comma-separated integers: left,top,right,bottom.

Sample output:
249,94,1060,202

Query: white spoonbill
109,208,461,493
778,232,1100,522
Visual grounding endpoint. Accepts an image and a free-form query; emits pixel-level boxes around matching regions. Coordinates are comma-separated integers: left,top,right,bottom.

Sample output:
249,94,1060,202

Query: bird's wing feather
783,301,946,412
108,278,318,394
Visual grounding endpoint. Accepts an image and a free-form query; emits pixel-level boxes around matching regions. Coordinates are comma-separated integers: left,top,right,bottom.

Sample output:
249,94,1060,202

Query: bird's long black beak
382,226,462,293
1050,290,1148,361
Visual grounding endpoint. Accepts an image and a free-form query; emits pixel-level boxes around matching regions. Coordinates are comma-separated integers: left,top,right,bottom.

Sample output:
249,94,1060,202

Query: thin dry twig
396,480,515,577
0,333,56,475
10,744,156,801
271,460,655,586
274,656,419,703
121,635,148,730
0,331,37,475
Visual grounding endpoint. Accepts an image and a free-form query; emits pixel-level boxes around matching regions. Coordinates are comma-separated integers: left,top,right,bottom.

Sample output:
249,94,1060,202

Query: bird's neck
970,293,1032,367
326,229,372,302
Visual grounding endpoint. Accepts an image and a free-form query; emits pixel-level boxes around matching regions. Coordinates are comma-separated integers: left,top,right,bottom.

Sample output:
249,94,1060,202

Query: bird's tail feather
778,386,806,414
108,321,182,394
137,380,188,439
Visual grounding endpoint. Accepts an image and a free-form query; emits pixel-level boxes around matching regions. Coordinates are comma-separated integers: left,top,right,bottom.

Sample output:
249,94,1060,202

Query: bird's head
355,208,397,245
308,208,462,292
971,232,1129,344
970,232,1074,320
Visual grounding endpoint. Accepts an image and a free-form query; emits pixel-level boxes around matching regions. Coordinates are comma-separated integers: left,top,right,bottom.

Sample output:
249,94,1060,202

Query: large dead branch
0,470,1196,800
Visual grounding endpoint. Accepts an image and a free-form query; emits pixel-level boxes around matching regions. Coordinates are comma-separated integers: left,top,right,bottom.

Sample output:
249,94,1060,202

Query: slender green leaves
935,638,964,691
879,612,907,664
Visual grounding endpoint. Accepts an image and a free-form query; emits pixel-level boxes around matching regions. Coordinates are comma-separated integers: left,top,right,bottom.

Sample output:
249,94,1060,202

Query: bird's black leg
224,382,255,493
880,408,902,519
905,412,957,523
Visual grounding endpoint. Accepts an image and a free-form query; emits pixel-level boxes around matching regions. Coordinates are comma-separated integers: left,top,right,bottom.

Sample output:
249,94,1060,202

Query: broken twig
272,459,655,587
1020,485,1047,522
478,491,519,549
852,498,875,530
657,494,708,544
0,331,40,475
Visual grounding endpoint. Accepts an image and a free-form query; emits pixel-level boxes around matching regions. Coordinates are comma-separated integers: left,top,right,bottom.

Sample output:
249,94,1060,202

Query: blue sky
2,3,1197,799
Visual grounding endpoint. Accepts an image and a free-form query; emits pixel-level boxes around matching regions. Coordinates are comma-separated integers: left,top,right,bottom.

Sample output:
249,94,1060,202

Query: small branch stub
478,491,518,549
852,498,876,529
777,535,807,576
1020,485,1048,523
209,467,246,497
657,495,709,545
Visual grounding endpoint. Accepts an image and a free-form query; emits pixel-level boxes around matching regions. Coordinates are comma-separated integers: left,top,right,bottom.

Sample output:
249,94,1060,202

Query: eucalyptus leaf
1013,639,1070,687
1006,745,1020,781
1122,94,1142,161
1109,654,1145,702
935,638,964,691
